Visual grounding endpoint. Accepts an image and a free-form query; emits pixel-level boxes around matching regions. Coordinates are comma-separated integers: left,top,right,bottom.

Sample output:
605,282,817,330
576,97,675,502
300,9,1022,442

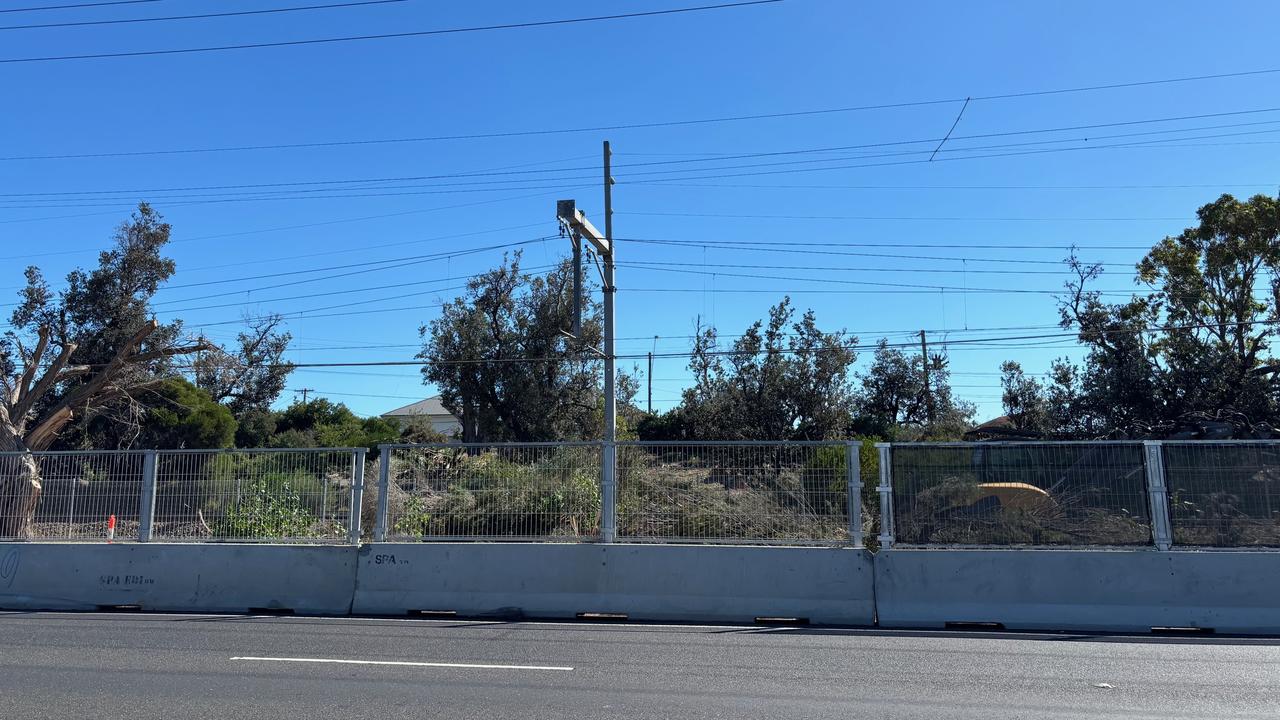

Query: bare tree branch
13,326,49,411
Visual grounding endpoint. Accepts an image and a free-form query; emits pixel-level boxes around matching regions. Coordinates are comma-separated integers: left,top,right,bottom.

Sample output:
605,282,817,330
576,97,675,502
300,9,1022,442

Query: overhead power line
1,0,165,13
0,0,784,64
618,210,1188,223
248,318,1280,370
0,0,404,31
624,237,1145,262
6,69,1280,160
623,128,1280,185
639,181,1280,192
8,108,1277,198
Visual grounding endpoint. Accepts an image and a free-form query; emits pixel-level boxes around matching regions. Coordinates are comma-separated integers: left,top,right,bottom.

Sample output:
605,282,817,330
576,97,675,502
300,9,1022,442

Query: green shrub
215,479,315,539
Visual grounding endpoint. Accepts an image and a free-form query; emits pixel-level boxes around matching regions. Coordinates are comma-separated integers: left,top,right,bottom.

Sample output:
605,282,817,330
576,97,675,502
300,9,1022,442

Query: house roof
381,396,454,418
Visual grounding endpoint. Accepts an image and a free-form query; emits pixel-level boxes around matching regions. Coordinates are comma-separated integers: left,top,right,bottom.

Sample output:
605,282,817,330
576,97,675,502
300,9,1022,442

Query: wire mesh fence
151,449,358,543
381,443,602,541
887,442,1152,546
1,452,146,542
8,441,1280,549
1161,441,1280,548
616,442,856,545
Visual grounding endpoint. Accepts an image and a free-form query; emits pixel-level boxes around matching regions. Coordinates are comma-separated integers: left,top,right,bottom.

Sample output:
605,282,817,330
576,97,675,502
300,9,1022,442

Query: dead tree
0,321,208,537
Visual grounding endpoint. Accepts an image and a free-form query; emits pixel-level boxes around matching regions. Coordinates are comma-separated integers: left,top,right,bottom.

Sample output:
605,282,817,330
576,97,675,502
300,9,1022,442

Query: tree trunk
0,421,41,539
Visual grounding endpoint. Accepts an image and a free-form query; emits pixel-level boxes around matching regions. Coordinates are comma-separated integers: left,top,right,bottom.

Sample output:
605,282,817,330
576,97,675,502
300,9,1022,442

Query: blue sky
3,0,1279,420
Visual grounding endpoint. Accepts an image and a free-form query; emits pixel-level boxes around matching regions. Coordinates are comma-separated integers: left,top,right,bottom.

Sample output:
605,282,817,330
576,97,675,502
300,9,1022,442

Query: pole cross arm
557,199,610,256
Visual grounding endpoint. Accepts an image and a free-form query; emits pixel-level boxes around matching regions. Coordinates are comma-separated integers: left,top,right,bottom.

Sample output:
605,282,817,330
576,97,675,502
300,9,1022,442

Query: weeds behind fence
889,442,1152,546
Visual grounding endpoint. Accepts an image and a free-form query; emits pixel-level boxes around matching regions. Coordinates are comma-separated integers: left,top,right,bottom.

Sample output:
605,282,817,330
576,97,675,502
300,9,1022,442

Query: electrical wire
0,0,404,31
7,64,1280,158
9,108,1279,195
1,0,164,13
0,0,784,64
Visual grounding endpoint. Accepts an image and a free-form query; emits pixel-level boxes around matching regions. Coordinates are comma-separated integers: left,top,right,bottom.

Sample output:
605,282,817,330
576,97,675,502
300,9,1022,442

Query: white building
380,396,462,437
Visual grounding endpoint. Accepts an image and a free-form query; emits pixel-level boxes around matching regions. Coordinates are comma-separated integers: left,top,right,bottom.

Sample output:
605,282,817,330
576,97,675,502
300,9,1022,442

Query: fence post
1143,440,1173,551
876,443,895,549
373,444,391,542
348,448,367,545
846,441,863,548
137,450,158,542
601,441,617,543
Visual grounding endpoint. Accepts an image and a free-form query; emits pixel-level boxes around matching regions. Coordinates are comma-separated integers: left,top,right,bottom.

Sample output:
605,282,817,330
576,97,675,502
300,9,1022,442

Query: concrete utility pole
556,140,617,542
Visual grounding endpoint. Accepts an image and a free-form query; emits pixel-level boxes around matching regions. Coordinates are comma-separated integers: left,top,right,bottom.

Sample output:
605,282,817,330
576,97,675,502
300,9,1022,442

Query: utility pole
919,330,934,423
555,139,617,542
296,388,315,405
648,335,658,415
601,140,617,544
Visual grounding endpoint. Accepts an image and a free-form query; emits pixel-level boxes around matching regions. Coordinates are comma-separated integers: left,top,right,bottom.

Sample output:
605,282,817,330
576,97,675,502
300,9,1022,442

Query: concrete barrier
875,549,1280,634
354,543,875,625
0,543,357,615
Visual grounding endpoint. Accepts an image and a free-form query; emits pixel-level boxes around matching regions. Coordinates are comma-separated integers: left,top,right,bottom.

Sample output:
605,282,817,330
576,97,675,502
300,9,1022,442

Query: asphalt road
1,612,1277,719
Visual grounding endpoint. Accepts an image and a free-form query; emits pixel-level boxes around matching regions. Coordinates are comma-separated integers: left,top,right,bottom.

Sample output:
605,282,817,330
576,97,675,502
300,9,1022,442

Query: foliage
233,407,277,448
135,378,236,449
854,339,975,440
194,314,294,416
420,253,633,442
390,446,601,537
615,445,850,542
397,417,451,444
267,399,399,451
1001,193,1280,438
3,204,189,450
661,298,857,441
0,204,293,454
215,478,315,539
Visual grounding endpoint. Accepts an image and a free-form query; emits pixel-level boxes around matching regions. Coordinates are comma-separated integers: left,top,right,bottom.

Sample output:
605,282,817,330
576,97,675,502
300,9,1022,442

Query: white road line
230,656,573,671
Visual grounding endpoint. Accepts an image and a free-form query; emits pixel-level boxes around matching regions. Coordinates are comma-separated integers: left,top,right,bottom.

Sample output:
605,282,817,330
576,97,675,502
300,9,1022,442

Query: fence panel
2,452,146,542
616,442,853,545
1162,441,1280,548
888,442,1151,547
151,449,357,543
382,443,602,541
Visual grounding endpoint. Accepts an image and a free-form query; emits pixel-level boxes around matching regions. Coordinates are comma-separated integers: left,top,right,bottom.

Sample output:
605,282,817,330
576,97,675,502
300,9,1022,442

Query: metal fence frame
10,440,1277,550
375,441,605,543
1,448,366,544
375,441,865,547
876,440,1280,551
614,440,861,547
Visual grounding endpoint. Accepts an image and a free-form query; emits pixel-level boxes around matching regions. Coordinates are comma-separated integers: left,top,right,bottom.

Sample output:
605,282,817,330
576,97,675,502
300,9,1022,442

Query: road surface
1,611,1277,719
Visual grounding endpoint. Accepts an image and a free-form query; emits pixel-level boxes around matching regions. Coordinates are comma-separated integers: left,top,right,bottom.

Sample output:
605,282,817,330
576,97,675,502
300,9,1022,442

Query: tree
999,361,1050,434
854,339,974,440
134,378,236,449
193,314,294,417
663,298,857,441
0,204,210,536
1053,193,1280,436
419,253,613,442
268,399,398,451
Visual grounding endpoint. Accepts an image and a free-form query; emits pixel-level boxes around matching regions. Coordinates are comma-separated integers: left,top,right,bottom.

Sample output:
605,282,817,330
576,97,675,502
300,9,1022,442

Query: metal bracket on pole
137,450,158,543
373,445,391,542
876,443,895,550
1143,441,1174,551
558,141,618,545
846,441,863,548
348,448,367,546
